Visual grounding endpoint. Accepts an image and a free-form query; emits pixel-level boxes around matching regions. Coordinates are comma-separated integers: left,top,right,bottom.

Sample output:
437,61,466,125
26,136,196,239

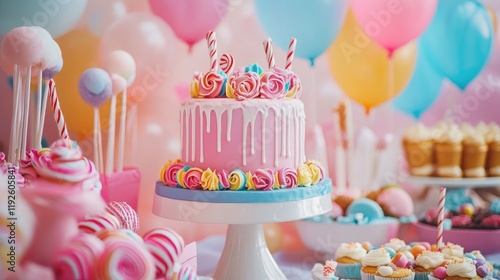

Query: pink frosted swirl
217,169,230,190
0,156,25,187
277,168,298,189
260,70,286,99
0,152,5,163
199,71,224,98
288,72,302,98
19,149,38,181
252,169,275,191
165,163,184,187
230,72,261,100
183,168,203,190
450,215,471,227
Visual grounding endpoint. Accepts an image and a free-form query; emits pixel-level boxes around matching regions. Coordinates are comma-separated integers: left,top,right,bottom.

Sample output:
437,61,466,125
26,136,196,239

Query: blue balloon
393,43,443,119
420,0,494,90
255,0,348,66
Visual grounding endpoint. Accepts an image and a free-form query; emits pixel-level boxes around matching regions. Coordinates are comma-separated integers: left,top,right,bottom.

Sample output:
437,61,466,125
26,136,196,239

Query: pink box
100,167,141,211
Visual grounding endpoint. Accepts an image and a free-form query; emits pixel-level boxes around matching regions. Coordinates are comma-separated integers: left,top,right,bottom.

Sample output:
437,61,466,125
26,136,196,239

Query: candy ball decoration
111,74,127,96
143,228,185,278
97,238,155,280
102,50,136,86
78,68,113,108
78,213,121,234
460,203,475,216
0,26,43,67
33,26,62,71
106,201,140,233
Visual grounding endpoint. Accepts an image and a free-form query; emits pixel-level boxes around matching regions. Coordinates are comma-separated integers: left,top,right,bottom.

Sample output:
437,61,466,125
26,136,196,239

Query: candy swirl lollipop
78,213,121,234
54,234,104,280
79,68,112,173
143,228,185,278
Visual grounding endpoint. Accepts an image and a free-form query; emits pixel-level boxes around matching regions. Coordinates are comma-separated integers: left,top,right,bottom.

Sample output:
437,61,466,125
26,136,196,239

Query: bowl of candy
416,199,500,255
296,185,416,257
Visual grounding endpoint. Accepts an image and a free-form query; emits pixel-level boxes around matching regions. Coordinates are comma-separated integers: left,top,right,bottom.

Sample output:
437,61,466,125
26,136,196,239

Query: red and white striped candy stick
48,79,69,140
437,187,446,250
220,53,235,75
286,37,297,70
206,31,218,72
263,38,275,69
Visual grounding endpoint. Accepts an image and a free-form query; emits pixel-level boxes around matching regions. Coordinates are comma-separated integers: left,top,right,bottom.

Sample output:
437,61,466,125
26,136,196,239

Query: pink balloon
148,0,229,49
99,13,177,105
175,82,190,102
350,0,437,55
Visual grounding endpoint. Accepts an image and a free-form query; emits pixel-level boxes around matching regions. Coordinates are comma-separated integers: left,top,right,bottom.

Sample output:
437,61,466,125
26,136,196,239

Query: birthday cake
157,34,331,202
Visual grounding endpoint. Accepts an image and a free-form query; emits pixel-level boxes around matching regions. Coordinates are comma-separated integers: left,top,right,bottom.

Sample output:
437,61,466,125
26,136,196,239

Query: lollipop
78,213,121,234
79,68,112,173
54,234,104,280
143,228,185,278
96,238,155,280
106,201,139,232
96,228,144,245
102,50,136,173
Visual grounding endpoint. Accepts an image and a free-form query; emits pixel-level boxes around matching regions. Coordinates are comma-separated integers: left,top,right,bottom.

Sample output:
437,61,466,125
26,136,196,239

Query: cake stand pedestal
153,184,332,280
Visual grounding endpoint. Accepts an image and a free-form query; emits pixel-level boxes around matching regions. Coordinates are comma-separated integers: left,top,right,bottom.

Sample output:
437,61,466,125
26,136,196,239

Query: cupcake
485,128,500,176
375,265,415,280
402,124,434,176
461,132,487,178
383,238,407,252
440,243,464,261
361,248,392,280
444,257,489,280
434,125,463,178
414,251,445,280
334,242,367,279
312,260,339,280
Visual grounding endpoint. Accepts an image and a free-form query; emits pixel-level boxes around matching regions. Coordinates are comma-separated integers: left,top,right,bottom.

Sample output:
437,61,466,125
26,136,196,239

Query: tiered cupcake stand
153,180,333,280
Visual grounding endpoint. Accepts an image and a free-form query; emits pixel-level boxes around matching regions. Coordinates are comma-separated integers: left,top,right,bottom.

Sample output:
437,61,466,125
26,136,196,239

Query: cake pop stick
285,38,297,70
106,94,117,174
35,70,43,149
263,38,275,69
206,31,218,72
20,66,32,159
8,65,21,162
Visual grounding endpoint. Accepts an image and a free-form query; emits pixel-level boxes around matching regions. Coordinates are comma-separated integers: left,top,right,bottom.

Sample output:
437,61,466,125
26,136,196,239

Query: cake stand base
214,224,285,280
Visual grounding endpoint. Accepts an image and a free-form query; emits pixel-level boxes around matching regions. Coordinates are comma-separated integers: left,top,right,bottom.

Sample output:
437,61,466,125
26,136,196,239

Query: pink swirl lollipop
96,229,144,245
105,201,140,233
198,71,224,98
97,238,155,280
54,234,104,280
143,228,185,278
220,53,235,75
78,213,121,234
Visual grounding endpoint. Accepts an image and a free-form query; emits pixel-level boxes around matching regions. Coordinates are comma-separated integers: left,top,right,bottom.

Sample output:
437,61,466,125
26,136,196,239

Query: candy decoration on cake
96,237,155,280
102,50,136,172
48,79,69,140
285,37,297,71
105,201,140,233
263,37,276,68
206,31,218,72
143,228,185,278
220,53,235,75
437,187,447,249
79,68,113,173
78,213,121,234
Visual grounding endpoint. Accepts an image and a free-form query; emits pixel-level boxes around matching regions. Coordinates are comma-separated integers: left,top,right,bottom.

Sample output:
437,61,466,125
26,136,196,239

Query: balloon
420,0,494,90
98,13,177,105
0,0,88,38
78,68,112,108
86,0,127,37
488,7,498,34
55,29,110,138
148,0,229,49
255,0,349,65
102,50,136,86
350,0,437,55
393,43,444,119
263,224,283,254
327,10,417,113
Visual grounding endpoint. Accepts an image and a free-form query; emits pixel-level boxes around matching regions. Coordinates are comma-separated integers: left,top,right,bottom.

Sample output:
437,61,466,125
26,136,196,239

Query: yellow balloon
55,29,111,140
488,7,498,34
327,10,417,113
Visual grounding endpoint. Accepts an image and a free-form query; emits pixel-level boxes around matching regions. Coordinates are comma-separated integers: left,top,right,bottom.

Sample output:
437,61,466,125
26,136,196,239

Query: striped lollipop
96,228,144,245
78,213,120,234
219,53,235,75
96,238,155,280
105,201,140,233
143,228,185,278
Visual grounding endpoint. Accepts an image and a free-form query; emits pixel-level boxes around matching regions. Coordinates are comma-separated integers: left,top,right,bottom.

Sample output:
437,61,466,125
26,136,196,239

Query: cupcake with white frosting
461,132,487,178
441,243,464,261
402,124,434,176
434,125,463,178
334,242,367,279
414,251,445,280
361,248,392,280
485,127,500,176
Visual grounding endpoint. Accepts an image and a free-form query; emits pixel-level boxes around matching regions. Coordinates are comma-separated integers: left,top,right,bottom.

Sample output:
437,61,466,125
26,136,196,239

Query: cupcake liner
361,271,376,280
336,262,362,279
375,273,415,280
435,142,462,168
415,271,432,280
403,140,433,170
426,274,441,280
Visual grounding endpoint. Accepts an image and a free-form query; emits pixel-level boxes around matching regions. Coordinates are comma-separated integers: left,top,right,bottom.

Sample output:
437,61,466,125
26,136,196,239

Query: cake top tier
190,32,301,100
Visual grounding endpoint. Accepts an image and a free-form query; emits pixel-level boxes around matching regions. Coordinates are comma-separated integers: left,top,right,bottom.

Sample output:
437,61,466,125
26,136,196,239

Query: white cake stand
153,191,332,280
408,176,500,189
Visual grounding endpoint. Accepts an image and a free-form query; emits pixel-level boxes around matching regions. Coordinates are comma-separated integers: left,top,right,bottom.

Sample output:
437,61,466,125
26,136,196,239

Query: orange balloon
488,7,498,34
327,10,417,113
263,224,283,253
55,29,111,140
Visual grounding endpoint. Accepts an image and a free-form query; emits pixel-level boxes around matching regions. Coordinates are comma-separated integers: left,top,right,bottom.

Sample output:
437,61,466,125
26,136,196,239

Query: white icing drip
205,109,211,133
261,109,268,164
250,117,255,155
180,108,186,161
216,109,223,152
287,107,292,157
294,106,299,166
300,113,306,163
227,108,232,141
274,109,279,167
199,107,204,163
190,106,196,161
281,107,286,157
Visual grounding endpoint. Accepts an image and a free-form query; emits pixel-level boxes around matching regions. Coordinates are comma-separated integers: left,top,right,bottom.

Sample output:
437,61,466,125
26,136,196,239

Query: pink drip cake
158,53,330,194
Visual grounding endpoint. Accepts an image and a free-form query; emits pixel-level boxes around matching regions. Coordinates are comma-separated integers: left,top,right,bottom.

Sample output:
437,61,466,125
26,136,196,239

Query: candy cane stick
206,31,218,72
285,38,297,70
220,53,235,75
263,38,275,69
437,187,447,250
48,79,69,140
